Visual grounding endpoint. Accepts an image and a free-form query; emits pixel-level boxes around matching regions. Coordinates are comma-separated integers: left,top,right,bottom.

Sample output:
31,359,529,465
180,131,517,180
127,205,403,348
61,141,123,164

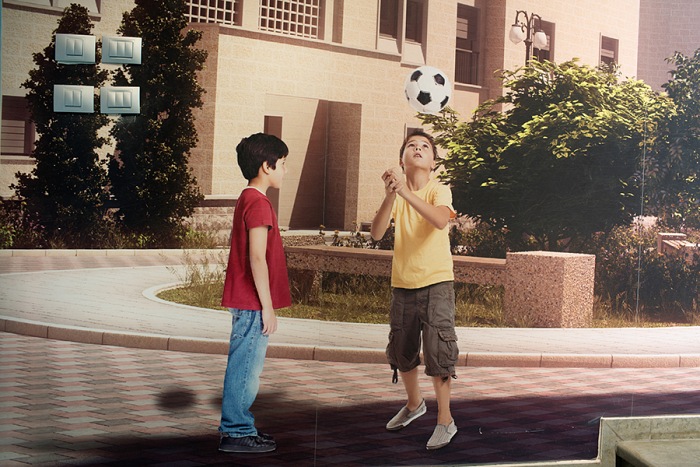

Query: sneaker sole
426,428,457,450
386,404,427,431
219,444,276,453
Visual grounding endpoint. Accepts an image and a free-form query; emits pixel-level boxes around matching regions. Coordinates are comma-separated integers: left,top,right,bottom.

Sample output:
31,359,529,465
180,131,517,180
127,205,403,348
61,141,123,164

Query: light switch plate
53,85,94,113
100,86,140,114
102,36,142,65
55,34,96,64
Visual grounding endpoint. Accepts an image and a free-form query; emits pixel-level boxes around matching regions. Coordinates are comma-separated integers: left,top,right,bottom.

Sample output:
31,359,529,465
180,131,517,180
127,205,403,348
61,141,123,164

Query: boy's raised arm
371,168,400,241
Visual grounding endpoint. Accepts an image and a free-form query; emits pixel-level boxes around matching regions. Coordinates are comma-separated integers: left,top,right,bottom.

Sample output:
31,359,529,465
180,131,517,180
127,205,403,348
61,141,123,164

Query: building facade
2,0,648,230
637,0,700,91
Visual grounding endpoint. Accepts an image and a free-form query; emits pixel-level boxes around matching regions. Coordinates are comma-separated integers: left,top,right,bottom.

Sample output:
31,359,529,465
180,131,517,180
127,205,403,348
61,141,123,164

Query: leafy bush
450,220,508,258
421,60,675,252
0,203,17,249
179,228,221,249
0,200,46,248
586,224,699,322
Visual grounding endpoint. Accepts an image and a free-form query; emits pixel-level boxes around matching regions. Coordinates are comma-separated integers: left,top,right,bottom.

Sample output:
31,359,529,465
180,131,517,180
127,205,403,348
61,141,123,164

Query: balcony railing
455,49,479,85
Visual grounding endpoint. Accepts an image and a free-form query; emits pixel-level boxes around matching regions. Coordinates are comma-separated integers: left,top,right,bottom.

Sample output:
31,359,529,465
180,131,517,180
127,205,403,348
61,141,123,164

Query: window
5,0,100,13
379,0,424,42
532,20,554,62
600,36,618,67
379,0,399,38
186,0,239,26
378,0,425,60
455,4,478,85
259,0,323,39
404,0,423,44
1,96,34,157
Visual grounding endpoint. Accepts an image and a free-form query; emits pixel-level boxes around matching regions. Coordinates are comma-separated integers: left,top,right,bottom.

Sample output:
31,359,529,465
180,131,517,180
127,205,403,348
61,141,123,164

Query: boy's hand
261,308,277,335
382,167,405,195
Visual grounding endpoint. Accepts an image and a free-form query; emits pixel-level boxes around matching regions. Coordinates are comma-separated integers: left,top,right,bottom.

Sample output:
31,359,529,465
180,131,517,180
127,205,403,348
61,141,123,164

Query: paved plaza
1,251,699,465
2,333,700,466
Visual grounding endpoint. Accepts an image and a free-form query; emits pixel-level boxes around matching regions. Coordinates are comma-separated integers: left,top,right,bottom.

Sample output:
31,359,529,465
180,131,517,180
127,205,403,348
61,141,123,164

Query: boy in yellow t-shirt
371,129,459,450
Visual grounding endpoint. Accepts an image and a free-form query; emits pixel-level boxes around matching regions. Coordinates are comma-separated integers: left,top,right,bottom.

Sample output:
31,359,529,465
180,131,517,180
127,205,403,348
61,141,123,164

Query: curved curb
2,316,699,368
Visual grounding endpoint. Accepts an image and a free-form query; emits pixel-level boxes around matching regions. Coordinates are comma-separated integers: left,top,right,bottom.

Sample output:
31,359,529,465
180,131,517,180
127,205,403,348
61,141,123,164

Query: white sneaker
385,399,427,431
426,420,457,450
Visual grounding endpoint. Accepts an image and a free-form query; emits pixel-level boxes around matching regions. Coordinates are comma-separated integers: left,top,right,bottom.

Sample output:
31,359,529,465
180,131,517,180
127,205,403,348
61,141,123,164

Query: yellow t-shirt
391,178,455,289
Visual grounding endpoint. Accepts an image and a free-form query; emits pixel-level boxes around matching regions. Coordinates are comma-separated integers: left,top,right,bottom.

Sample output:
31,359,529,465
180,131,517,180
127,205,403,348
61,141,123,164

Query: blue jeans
219,309,268,437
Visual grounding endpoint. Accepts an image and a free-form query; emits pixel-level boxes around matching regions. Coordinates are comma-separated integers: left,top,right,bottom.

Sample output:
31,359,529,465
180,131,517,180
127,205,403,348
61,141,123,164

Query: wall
2,0,647,229
502,0,640,78
637,0,700,91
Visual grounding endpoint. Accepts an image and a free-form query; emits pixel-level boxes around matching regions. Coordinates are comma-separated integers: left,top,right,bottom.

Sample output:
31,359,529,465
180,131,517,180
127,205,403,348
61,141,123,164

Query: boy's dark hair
236,133,289,181
399,129,438,162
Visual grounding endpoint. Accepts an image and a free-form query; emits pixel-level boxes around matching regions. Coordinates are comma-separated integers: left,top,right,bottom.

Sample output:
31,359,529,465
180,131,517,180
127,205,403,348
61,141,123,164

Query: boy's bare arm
371,194,395,240
249,225,278,335
371,168,399,241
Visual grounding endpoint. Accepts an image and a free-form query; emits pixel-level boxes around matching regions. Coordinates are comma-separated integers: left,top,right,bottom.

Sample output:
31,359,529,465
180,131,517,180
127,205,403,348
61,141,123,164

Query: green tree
12,4,111,248
108,0,206,247
421,60,675,252
655,48,700,229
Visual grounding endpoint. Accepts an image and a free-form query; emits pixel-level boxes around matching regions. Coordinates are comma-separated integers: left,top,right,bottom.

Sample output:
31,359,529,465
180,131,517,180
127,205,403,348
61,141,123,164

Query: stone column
504,251,595,328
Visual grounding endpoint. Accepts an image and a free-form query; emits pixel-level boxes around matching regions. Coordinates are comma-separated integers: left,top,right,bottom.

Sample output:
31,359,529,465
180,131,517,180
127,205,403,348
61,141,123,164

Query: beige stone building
1,0,685,231
637,0,700,91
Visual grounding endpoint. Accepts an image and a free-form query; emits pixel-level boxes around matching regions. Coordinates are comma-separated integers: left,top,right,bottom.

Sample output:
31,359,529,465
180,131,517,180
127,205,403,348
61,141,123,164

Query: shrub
450,220,508,258
587,224,699,321
0,200,46,249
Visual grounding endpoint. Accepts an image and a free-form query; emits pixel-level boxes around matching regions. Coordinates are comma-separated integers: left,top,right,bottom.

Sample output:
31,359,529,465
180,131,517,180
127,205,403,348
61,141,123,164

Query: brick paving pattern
2,332,700,466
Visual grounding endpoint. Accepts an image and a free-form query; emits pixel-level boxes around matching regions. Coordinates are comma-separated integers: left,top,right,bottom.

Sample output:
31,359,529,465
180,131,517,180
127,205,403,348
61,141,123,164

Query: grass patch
158,264,511,327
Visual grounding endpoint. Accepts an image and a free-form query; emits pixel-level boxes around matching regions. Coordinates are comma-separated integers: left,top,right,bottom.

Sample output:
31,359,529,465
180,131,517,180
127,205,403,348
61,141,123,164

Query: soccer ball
404,66,452,114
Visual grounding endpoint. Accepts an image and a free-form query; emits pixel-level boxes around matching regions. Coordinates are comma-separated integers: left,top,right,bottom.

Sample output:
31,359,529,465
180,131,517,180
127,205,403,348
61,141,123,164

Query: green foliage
331,230,371,248
108,0,207,247
370,222,395,250
163,250,227,309
12,4,111,248
654,48,700,229
449,221,508,258
421,60,675,252
0,202,19,248
179,228,220,249
586,224,699,321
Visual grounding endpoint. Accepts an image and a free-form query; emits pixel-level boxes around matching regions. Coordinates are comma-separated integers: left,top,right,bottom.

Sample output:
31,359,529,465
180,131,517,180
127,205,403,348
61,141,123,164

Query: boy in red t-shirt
218,133,291,454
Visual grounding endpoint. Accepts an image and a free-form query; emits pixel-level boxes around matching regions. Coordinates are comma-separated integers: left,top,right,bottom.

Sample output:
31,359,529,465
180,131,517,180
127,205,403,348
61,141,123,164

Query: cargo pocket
437,329,459,373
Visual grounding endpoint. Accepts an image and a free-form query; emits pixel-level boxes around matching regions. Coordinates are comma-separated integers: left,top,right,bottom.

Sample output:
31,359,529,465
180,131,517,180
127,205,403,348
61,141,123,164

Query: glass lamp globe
509,24,526,44
533,30,548,49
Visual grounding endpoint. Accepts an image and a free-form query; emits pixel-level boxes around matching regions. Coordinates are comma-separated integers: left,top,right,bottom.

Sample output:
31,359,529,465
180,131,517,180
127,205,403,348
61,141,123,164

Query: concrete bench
616,439,700,466
285,245,595,328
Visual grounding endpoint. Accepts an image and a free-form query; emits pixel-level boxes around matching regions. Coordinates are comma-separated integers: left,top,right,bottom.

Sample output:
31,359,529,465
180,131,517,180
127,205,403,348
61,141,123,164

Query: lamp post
509,10,548,64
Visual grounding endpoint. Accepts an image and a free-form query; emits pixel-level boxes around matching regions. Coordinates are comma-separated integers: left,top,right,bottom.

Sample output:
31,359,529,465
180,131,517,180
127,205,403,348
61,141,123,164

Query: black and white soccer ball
404,66,452,114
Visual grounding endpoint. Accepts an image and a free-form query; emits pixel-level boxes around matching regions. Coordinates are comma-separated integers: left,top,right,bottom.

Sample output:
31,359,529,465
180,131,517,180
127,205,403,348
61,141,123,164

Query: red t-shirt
221,187,291,310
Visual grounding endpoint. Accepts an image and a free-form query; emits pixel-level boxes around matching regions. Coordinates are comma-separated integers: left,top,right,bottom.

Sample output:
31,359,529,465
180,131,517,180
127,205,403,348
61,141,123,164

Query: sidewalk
2,250,700,466
3,331,698,466
1,249,698,368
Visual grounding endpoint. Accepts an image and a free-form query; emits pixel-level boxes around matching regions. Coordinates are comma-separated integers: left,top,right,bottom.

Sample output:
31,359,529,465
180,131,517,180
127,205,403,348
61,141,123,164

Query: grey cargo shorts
385,281,459,381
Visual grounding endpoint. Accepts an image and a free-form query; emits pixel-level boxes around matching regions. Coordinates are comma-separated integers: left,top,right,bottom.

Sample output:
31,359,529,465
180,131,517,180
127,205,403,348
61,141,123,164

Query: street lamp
509,10,548,64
